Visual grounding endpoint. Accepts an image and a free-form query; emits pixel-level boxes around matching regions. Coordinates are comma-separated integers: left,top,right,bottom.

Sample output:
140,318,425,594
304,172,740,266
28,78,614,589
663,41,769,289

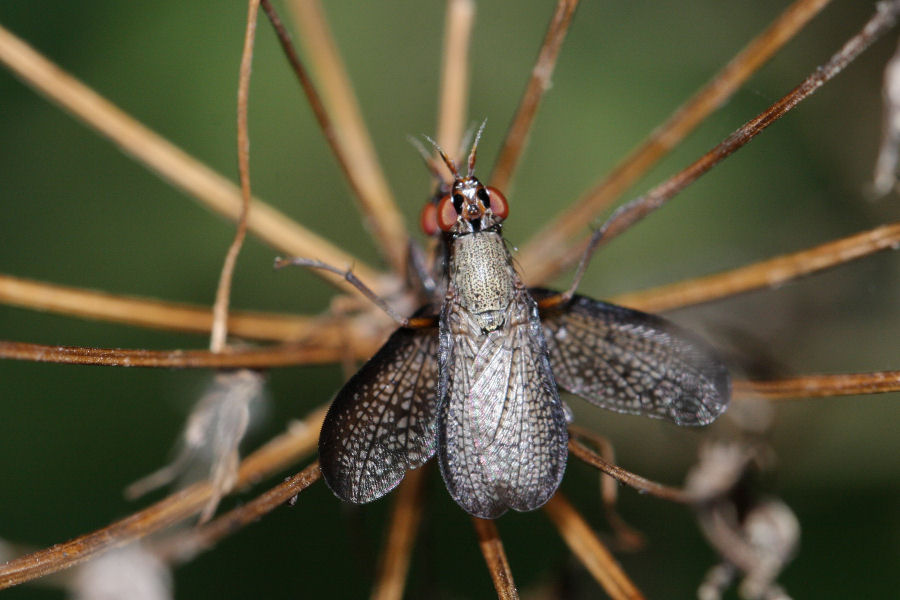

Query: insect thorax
449,230,516,332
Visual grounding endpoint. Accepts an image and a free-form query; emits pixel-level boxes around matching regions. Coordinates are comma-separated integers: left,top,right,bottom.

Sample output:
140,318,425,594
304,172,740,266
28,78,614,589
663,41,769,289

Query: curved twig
568,429,692,504
210,0,259,353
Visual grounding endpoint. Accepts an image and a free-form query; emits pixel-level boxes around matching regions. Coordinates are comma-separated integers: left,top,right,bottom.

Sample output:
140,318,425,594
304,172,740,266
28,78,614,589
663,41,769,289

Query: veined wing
318,320,440,504
438,288,568,519
533,288,730,426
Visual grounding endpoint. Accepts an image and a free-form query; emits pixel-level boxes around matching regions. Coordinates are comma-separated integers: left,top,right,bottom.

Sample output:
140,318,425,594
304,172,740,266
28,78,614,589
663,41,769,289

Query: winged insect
314,130,730,519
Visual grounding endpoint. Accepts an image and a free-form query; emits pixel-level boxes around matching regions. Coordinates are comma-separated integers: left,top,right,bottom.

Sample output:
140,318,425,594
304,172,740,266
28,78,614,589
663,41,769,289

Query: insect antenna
424,134,460,180
466,118,487,176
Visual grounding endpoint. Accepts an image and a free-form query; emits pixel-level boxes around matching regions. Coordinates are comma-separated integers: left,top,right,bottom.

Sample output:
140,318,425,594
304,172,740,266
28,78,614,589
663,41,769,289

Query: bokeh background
1,0,898,597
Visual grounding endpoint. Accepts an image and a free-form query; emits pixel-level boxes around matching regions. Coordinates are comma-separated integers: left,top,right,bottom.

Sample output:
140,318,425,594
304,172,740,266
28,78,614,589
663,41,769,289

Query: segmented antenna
467,118,487,176
425,134,460,179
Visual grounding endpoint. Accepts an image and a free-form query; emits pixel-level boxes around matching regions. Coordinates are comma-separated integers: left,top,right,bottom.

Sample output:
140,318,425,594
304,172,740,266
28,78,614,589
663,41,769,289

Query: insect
315,128,731,519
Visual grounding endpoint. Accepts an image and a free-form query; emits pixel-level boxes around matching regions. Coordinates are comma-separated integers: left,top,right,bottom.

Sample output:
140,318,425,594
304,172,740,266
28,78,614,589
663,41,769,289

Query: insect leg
535,226,604,310
275,257,437,328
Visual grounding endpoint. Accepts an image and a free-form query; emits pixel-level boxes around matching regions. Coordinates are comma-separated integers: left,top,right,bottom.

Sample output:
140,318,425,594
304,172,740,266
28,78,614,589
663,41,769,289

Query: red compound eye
420,202,439,237
486,186,508,221
437,194,459,231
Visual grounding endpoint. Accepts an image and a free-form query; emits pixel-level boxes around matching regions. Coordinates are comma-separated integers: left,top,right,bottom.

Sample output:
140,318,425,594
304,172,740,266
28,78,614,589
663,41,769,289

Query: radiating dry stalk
3,216,896,348
0,339,375,368
0,23,378,295
370,467,427,600
471,518,519,600
278,0,408,273
435,0,475,156
1,2,897,596
156,462,321,563
490,0,580,192
736,370,900,398
543,0,900,286
0,274,326,341
0,406,326,590
543,494,644,600
518,0,833,283
610,221,900,312
568,433,692,504
209,0,259,353
585,433,646,550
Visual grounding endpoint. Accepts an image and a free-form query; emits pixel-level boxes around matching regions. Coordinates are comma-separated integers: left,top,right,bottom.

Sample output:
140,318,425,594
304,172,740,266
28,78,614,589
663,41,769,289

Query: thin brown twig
517,0,833,283
0,23,379,295
156,462,321,563
610,221,900,312
568,430,692,504
210,0,260,353
0,406,326,589
4,218,894,352
0,274,331,341
543,494,644,600
586,433,646,550
490,0,580,192
274,0,408,273
370,467,427,600
0,339,378,368
735,371,900,399
436,0,475,156
471,518,518,600
533,0,900,285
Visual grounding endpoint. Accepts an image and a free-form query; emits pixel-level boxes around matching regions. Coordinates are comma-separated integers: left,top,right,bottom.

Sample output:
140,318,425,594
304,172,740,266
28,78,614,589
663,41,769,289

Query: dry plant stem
371,467,427,600
0,339,381,368
736,370,900,399
0,274,331,342
0,24,377,295
4,219,894,346
210,0,259,353
546,0,900,282
4,331,896,399
543,494,644,600
589,434,646,550
471,518,519,600
518,0,832,283
490,0,580,191
158,462,321,563
436,0,475,156
0,405,326,590
275,0,407,273
610,221,900,312
568,435,691,504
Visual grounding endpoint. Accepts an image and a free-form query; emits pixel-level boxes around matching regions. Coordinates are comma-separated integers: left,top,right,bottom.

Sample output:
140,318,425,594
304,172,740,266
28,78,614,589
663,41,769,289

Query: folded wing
438,289,568,519
319,323,440,503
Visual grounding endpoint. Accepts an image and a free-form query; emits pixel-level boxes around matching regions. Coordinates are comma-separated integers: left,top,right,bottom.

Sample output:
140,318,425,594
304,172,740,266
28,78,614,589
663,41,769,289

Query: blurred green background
1,1,898,597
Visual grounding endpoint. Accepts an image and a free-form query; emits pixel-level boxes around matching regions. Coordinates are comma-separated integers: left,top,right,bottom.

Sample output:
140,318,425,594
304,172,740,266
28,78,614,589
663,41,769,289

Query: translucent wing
437,289,568,519
533,289,730,426
318,321,440,504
